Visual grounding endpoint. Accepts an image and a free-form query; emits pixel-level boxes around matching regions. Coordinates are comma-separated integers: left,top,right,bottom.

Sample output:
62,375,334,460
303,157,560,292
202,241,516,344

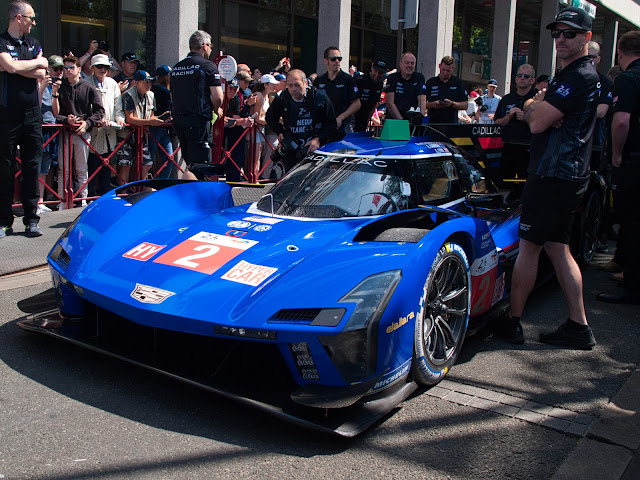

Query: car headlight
318,270,401,384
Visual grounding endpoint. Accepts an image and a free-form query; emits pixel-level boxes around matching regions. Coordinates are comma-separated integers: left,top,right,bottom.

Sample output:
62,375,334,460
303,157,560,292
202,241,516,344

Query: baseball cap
487,78,498,86
121,52,139,62
469,91,479,98
536,74,550,83
133,70,155,82
48,55,63,68
260,74,278,84
228,77,239,88
236,71,251,82
91,54,111,67
546,6,592,31
372,58,388,72
155,65,171,77
274,73,286,81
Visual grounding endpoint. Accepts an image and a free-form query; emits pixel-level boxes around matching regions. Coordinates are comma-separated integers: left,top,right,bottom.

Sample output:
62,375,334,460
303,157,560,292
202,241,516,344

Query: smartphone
158,111,171,121
249,112,259,119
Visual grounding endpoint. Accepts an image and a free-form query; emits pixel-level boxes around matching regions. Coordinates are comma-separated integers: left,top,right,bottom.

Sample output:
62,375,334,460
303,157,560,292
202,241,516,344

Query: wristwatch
52,94,59,98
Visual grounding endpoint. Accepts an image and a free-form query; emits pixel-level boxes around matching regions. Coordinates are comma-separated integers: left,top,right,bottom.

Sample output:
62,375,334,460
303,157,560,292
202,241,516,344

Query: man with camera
265,69,336,174
476,79,501,124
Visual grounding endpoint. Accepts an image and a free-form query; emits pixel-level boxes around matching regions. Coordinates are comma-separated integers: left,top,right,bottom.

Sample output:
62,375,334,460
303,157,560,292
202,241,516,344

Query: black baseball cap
546,7,592,32
372,58,388,72
121,52,139,62
133,70,155,82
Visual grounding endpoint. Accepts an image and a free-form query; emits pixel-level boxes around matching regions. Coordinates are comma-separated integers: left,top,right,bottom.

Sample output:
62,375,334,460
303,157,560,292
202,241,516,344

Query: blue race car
19,121,521,436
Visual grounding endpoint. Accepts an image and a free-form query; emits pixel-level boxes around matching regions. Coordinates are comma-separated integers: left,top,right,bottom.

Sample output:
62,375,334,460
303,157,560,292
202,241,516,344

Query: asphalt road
1,253,638,480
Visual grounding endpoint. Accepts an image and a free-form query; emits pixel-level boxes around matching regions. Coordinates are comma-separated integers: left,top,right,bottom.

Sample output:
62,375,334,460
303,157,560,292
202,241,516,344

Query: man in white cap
88,53,125,196
476,78,501,124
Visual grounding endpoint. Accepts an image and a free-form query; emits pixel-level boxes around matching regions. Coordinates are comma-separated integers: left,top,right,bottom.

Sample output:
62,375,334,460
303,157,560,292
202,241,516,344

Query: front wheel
413,242,471,386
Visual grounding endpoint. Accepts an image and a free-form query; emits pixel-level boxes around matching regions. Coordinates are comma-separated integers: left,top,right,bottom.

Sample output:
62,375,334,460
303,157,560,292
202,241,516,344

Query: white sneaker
80,200,87,207
36,205,52,214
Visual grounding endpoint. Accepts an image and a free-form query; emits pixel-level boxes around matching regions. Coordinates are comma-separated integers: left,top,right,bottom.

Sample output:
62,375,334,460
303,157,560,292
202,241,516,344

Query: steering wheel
362,192,398,215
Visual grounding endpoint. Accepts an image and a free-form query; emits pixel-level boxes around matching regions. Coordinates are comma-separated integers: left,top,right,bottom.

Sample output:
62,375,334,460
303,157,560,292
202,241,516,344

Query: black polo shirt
384,71,426,119
354,72,383,131
494,88,538,143
612,58,640,154
170,52,221,123
529,55,600,182
313,69,359,118
0,30,41,109
425,74,467,123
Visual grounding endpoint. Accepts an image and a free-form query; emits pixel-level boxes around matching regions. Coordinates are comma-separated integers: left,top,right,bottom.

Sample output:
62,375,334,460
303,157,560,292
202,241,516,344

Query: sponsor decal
130,283,175,304
227,220,252,229
472,125,501,136
386,311,414,334
226,229,248,237
221,260,278,287
555,84,573,98
123,242,166,261
373,360,411,390
491,272,506,306
243,216,282,225
153,231,257,275
253,225,272,232
471,250,499,276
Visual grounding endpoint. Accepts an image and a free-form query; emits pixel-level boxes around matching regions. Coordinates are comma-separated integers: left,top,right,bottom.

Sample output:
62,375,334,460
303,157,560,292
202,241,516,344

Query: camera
97,40,110,52
479,104,489,112
474,97,483,107
270,133,306,163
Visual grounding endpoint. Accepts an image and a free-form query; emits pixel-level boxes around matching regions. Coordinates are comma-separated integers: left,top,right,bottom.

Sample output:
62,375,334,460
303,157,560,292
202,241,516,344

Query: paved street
1,218,639,479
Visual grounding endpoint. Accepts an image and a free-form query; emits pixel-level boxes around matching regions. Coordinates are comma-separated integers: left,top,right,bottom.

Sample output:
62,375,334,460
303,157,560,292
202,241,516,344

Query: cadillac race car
19,120,522,436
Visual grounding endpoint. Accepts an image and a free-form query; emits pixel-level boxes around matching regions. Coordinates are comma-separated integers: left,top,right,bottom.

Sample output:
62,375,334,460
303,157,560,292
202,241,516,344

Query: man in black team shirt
494,63,538,179
171,30,223,180
0,1,48,239
385,52,426,121
497,7,600,349
354,58,388,132
266,69,336,172
425,56,468,124
313,46,360,141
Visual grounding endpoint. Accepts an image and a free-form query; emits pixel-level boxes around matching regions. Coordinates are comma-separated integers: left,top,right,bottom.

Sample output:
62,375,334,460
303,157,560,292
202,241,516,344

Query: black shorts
518,175,587,245
174,120,212,166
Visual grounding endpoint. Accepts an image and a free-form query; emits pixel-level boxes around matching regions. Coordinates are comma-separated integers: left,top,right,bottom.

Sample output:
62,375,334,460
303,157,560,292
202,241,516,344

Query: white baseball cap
91,54,111,67
260,74,278,84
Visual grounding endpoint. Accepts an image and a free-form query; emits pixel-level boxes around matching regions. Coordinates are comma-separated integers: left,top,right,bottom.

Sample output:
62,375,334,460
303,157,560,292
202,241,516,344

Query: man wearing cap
113,52,139,93
149,64,175,179
425,56,468,124
87,53,125,196
0,0,48,238
476,79,501,124
385,52,427,121
497,7,600,349
596,31,640,305
314,46,360,141
51,55,105,208
170,30,223,180
354,58,388,132
494,63,538,179
535,75,550,91
116,70,164,184
273,73,287,94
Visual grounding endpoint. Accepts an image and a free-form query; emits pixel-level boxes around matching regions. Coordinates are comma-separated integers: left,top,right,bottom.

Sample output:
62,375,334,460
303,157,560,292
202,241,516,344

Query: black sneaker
540,321,596,350
25,221,43,237
0,226,13,238
495,317,525,344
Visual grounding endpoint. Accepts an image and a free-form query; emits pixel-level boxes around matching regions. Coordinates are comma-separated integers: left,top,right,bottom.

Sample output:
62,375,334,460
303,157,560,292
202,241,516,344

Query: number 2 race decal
152,231,257,275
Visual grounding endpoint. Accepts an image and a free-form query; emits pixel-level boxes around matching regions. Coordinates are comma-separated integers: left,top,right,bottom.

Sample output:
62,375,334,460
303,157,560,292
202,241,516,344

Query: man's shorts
174,121,212,166
116,135,152,166
518,175,588,245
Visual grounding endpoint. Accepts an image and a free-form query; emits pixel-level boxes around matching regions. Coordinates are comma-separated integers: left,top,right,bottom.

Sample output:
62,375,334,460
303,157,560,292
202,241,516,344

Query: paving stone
445,391,474,406
451,383,488,398
473,388,506,402
466,396,498,411
573,413,596,425
499,394,528,408
426,386,451,399
564,422,591,437
515,409,546,424
490,404,520,417
523,400,555,415
548,407,578,421
438,379,458,390
540,416,571,432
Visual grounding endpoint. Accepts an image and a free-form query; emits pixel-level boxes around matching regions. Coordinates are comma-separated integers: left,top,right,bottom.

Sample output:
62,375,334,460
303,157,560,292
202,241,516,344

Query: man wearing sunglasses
494,63,538,180
497,7,600,349
0,1,49,238
314,47,360,141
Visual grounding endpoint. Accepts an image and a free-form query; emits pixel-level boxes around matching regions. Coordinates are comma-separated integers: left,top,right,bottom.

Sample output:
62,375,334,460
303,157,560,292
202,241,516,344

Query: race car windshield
256,153,410,218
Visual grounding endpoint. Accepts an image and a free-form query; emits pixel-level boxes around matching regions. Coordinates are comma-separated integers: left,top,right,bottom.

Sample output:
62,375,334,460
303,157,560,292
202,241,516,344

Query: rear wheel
412,242,471,386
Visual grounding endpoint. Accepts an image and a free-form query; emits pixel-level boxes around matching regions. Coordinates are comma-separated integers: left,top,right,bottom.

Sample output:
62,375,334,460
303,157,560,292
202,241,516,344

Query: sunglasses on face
94,65,109,70
551,29,584,39
52,66,63,72
18,14,36,22
329,56,342,62
516,73,532,78
64,65,76,70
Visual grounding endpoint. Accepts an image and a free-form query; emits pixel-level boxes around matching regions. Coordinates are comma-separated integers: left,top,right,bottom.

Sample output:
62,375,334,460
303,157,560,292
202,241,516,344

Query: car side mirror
465,192,504,210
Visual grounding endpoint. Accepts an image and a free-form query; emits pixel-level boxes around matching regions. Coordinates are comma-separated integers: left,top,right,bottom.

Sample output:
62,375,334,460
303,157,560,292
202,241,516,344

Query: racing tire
413,242,471,386
577,190,601,266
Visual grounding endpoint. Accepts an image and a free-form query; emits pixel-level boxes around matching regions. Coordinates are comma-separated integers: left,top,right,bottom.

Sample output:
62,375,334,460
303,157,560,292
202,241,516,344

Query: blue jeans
148,126,174,178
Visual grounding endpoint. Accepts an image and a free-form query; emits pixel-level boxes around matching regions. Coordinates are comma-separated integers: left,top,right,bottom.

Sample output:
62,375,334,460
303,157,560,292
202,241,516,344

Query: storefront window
61,0,114,57
351,0,395,70
121,0,147,65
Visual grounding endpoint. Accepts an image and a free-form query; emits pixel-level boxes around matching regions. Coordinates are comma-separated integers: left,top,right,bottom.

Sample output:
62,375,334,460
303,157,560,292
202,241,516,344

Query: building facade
2,0,639,95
